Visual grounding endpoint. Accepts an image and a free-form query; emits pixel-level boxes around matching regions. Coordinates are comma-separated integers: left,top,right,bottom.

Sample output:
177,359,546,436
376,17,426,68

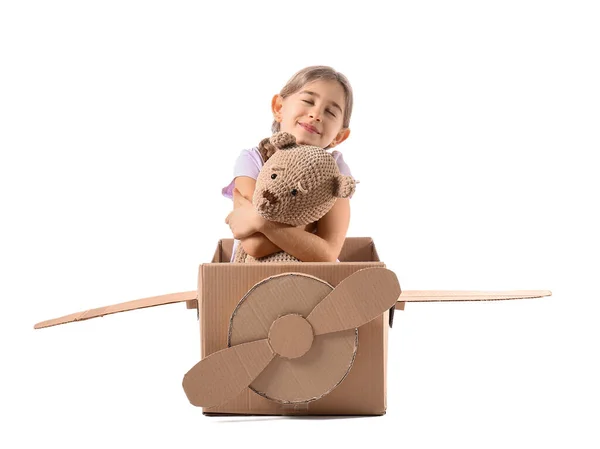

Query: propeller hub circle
268,314,314,359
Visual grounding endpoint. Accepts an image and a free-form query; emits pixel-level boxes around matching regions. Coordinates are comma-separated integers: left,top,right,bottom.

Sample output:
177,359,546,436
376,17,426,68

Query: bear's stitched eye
291,189,298,196
271,173,277,179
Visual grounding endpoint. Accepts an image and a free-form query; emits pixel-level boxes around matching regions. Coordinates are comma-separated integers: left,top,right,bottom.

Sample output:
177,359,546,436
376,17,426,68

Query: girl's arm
260,198,350,262
233,176,282,258
227,176,350,262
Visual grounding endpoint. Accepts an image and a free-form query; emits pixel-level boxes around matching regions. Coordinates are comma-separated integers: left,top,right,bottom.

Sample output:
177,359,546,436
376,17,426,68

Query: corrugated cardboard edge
34,290,198,329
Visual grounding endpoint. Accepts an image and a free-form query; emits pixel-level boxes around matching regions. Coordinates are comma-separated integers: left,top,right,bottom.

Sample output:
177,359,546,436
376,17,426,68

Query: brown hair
271,66,354,134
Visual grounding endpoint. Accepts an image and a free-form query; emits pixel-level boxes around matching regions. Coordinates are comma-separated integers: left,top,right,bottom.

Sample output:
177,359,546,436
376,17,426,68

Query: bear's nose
262,189,277,204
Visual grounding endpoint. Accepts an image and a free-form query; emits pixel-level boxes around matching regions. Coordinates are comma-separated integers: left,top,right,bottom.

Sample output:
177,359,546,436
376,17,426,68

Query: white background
2,1,599,448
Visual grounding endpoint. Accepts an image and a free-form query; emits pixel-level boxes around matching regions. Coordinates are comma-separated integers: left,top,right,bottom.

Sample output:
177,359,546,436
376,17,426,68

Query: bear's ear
258,137,278,162
270,131,296,150
334,175,357,199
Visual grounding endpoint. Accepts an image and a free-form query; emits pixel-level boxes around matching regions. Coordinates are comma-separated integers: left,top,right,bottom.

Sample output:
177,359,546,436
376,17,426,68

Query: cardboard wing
33,287,551,330
398,290,552,303
34,290,198,329
395,289,552,311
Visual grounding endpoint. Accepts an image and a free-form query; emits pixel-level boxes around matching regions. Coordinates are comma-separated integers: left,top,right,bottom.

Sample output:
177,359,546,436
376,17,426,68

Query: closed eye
326,109,336,117
302,100,314,105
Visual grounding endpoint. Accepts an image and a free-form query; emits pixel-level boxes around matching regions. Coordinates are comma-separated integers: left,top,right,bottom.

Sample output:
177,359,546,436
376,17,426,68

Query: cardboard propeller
182,267,401,408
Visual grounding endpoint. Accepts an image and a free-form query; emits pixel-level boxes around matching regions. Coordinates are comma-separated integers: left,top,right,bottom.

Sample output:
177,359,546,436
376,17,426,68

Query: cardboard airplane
34,238,551,416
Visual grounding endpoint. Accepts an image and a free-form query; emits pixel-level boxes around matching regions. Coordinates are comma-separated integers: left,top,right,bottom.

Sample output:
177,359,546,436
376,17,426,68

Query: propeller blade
306,268,401,336
182,339,275,408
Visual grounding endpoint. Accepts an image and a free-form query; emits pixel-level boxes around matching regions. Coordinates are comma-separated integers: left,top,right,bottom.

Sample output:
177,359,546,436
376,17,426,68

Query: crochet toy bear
233,131,357,263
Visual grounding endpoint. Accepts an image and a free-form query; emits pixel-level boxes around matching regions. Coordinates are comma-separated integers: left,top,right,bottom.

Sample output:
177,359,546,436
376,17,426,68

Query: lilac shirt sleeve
221,148,264,199
331,150,352,177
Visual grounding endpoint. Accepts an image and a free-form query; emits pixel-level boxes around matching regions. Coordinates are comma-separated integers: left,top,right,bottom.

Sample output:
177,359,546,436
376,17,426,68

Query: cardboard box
195,237,391,416
34,237,551,417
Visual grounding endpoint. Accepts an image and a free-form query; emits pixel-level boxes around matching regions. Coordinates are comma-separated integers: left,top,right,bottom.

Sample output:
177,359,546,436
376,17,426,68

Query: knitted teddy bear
233,131,357,263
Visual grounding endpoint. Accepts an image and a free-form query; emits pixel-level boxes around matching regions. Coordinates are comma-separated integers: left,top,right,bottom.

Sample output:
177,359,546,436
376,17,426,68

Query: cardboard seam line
33,290,198,329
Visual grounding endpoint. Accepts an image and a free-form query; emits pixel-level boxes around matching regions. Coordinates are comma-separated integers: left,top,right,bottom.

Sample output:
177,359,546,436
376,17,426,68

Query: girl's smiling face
272,79,350,149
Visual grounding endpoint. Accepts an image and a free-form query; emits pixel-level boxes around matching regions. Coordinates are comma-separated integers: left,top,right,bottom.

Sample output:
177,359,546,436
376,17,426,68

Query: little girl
222,66,354,262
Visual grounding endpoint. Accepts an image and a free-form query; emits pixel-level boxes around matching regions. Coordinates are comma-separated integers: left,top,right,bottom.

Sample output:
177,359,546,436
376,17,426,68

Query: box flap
337,237,379,262
213,239,234,263
34,290,198,329
214,237,378,264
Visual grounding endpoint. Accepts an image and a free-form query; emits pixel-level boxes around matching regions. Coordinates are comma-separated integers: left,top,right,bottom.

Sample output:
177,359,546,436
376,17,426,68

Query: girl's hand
225,189,265,239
